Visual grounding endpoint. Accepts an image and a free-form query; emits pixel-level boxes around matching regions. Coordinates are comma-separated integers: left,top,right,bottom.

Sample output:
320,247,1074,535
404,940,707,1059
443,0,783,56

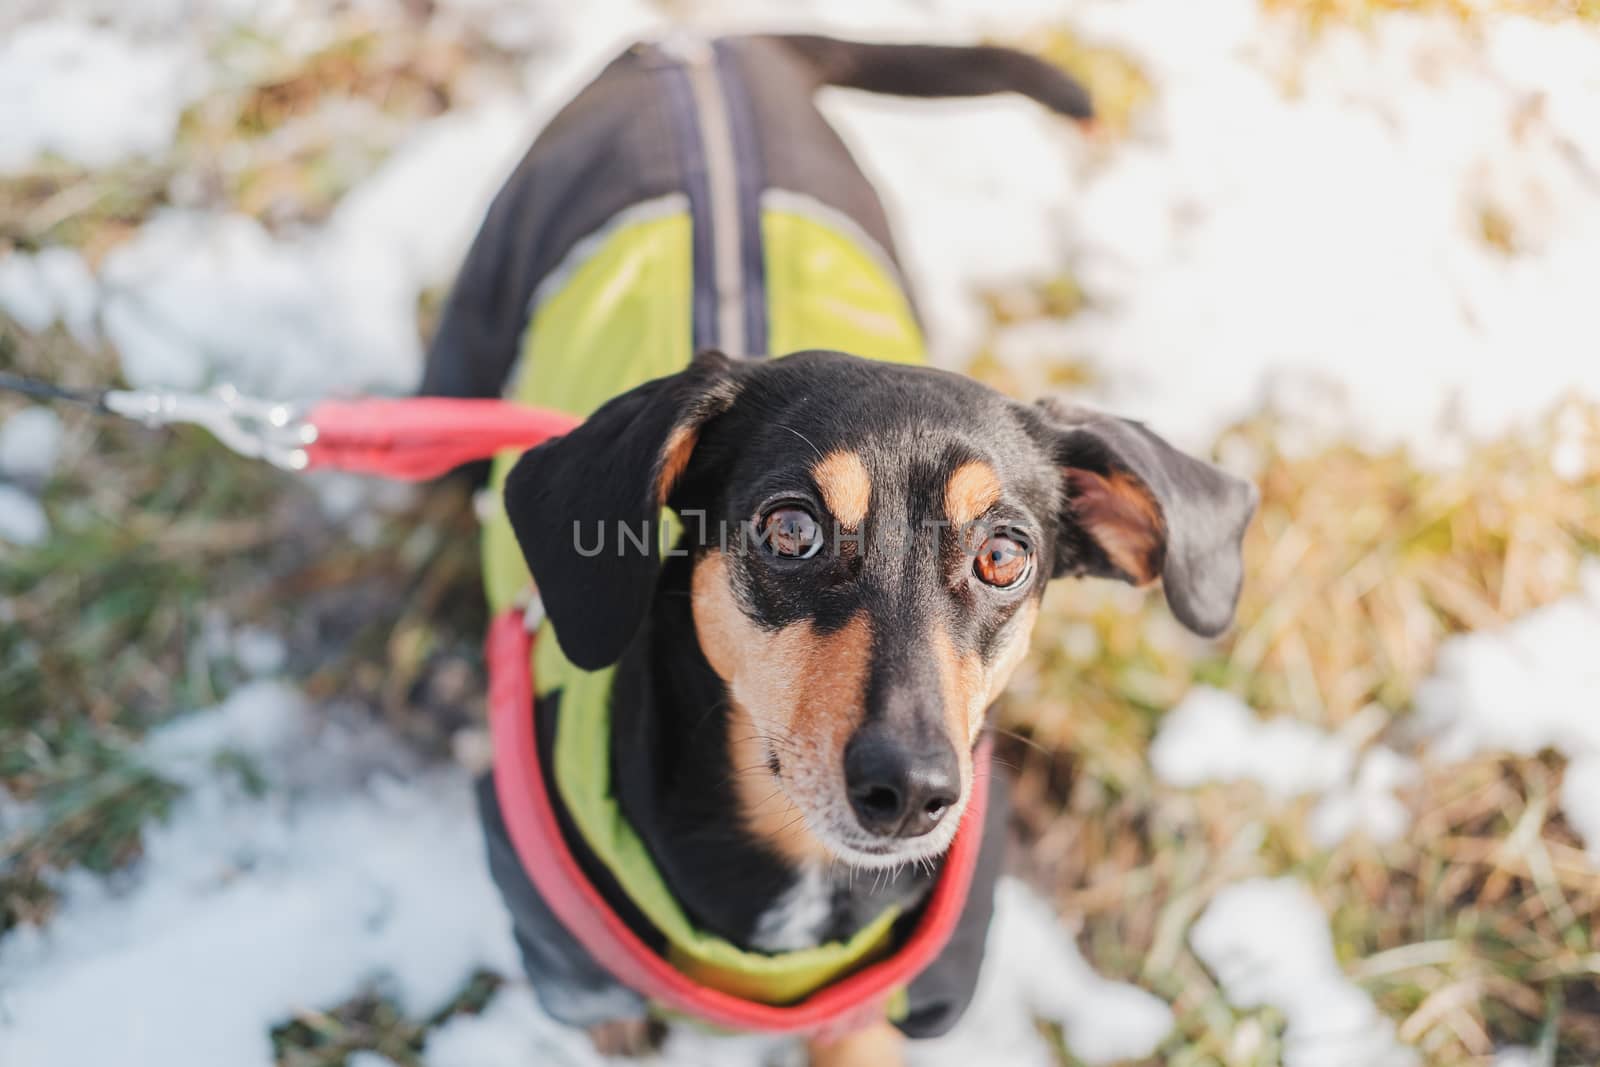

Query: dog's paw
807,1022,903,1067
585,1018,663,1058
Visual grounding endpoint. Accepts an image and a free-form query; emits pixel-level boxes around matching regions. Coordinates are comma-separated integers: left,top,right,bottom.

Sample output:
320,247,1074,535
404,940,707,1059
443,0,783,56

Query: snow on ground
231,624,290,678
99,96,537,396
0,246,97,345
0,683,522,1067
423,984,680,1067
1492,1049,1541,1067
0,244,98,347
0,483,49,547
0,407,64,484
1306,746,1421,850
1032,1,1600,455
1191,878,1417,1067
912,880,1172,1067
0,19,202,173
1415,562,1600,863
1150,687,1418,846
0,682,1168,1067
1151,686,1359,799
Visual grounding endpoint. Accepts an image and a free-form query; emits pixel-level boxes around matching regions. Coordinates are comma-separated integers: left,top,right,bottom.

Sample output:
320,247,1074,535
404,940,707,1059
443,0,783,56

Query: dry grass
988,391,1600,1062
269,970,502,1067
1264,0,1600,26
1022,27,1155,135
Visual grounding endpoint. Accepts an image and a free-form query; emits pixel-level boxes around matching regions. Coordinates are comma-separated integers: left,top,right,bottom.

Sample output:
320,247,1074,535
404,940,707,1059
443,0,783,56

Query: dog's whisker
990,725,1051,756
774,421,824,461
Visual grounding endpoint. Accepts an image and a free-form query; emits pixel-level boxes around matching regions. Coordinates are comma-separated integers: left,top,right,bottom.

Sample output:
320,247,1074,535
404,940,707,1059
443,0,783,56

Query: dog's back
420,34,1093,407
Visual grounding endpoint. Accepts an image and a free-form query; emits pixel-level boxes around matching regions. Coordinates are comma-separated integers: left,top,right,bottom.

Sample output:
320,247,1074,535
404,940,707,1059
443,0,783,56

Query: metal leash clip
101,384,319,471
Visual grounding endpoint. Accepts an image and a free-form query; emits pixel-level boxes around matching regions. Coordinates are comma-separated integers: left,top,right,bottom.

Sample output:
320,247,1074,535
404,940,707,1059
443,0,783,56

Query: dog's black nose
843,727,960,838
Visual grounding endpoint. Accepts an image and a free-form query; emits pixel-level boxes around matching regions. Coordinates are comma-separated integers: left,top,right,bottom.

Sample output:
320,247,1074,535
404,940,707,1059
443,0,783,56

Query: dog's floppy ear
504,350,741,670
1035,399,1258,637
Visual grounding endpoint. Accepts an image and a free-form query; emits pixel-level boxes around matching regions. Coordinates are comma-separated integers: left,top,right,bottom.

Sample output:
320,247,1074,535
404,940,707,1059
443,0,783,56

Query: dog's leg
586,1018,663,1057
807,1021,905,1067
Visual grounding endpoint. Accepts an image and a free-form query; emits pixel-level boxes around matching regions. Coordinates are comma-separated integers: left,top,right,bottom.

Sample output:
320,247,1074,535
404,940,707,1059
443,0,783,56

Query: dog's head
505,350,1256,868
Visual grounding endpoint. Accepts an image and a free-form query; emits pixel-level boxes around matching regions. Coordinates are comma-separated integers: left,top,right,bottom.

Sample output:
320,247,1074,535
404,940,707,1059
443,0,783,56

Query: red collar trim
486,610,990,1039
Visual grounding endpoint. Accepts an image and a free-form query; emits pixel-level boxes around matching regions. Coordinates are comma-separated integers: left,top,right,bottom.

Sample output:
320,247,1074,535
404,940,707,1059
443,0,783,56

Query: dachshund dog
423,33,1255,1066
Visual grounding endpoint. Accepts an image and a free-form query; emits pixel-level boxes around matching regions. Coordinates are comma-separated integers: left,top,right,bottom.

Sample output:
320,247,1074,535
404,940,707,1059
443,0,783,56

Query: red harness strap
486,610,991,1039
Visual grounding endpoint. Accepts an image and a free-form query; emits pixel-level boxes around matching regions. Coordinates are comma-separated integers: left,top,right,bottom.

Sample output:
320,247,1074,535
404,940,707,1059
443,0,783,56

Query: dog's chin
791,785,970,872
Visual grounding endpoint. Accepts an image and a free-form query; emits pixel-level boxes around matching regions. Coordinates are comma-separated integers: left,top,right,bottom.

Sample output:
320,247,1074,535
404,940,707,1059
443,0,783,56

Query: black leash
0,370,109,411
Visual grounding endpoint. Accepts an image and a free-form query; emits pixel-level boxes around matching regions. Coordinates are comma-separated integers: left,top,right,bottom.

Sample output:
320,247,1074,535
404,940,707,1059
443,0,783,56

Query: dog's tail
766,34,1094,124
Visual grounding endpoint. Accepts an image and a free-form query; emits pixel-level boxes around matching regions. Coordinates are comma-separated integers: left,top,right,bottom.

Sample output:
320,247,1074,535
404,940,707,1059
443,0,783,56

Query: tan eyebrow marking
811,450,871,529
944,460,1003,528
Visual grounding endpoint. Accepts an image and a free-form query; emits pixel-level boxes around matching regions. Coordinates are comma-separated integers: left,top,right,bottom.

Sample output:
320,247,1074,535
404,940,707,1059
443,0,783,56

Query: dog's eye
974,534,1031,588
761,506,824,559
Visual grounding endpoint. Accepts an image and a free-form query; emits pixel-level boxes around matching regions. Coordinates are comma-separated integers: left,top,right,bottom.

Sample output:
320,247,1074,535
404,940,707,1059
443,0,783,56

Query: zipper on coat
655,38,765,359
